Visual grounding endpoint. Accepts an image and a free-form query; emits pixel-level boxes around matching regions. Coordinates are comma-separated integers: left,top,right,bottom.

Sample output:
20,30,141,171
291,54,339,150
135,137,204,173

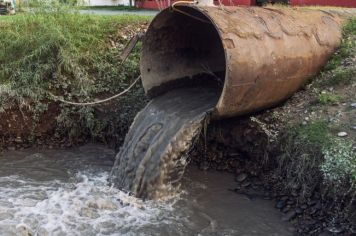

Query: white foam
0,172,179,236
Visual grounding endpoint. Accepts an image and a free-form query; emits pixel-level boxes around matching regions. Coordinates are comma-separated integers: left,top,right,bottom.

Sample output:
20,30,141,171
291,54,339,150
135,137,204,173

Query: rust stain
140,6,343,119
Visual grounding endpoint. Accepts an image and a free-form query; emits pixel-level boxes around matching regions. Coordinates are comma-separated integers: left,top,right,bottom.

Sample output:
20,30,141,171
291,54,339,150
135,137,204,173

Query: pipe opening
140,6,226,99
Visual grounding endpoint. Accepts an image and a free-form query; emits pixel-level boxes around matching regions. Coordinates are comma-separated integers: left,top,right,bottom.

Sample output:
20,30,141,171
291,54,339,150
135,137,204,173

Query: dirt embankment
0,13,149,151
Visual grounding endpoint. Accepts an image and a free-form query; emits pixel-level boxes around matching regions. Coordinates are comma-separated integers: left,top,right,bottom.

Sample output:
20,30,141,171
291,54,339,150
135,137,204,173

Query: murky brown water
110,87,219,199
0,144,293,235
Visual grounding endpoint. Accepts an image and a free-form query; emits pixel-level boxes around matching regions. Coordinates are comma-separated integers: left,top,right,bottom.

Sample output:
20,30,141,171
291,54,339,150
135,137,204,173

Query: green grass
317,92,342,105
312,18,356,88
290,121,332,146
0,3,151,140
321,18,356,76
277,121,331,196
322,139,356,184
0,11,149,99
278,119,355,201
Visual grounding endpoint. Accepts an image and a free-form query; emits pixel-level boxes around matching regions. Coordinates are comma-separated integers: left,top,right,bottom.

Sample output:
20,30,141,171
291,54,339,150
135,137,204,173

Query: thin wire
171,1,212,24
49,75,141,106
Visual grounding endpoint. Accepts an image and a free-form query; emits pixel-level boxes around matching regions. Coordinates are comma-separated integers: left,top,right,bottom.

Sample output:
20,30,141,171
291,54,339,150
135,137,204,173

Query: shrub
321,139,356,185
277,121,331,196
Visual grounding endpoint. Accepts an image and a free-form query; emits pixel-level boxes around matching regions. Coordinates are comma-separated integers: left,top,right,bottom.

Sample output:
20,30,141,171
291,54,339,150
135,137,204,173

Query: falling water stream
110,87,220,199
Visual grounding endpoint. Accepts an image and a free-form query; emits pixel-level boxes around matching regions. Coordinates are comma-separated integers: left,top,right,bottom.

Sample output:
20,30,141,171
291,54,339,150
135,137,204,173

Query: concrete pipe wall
140,6,343,119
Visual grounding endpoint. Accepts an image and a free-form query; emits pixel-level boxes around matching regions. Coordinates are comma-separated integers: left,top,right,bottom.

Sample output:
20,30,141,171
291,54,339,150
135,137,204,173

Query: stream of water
0,144,293,235
110,87,220,199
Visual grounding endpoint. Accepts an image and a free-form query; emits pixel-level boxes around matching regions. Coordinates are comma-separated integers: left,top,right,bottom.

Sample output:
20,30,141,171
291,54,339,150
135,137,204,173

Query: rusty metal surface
140,6,343,118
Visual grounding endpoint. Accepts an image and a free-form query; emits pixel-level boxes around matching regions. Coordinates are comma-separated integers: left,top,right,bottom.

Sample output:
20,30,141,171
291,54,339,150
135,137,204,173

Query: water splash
0,172,180,236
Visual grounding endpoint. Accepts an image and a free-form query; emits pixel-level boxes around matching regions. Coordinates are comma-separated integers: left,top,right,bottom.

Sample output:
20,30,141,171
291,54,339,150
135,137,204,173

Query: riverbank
0,5,355,235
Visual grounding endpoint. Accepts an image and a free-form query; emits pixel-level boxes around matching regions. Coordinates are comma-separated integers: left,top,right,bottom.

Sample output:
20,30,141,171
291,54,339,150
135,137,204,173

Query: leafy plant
321,139,356,184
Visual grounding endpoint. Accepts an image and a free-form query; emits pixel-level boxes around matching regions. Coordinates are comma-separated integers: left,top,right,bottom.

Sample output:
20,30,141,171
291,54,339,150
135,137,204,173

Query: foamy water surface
0,144,292,236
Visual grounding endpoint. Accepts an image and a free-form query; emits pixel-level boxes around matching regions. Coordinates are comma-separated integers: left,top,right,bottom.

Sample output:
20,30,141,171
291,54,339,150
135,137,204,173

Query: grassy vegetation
0,3,151,142
322,139,356,185
317,92,342,105
324,18,356,71
279,120,355,193
277,121,331,195
277,18,356,210
315,18,356,87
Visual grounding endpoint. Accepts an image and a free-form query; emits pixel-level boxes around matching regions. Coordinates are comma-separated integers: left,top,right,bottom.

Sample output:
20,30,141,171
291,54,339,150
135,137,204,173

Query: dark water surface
0,144,292,235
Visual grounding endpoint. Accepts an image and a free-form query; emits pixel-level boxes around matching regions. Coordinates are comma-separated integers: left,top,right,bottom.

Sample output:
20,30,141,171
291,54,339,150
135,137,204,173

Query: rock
235,173,248,182
282,206,290,213
310,207,318,215
282,210,296,222
280,196,289,201
15,137,23,144
287,199,295,205
326,226,344,234
352,126,356,130
275,200,285,209
351,103,356,109
241,181,251,187
307,200,317,206
295,207,303,214
315,201,322,210
337,132,348,137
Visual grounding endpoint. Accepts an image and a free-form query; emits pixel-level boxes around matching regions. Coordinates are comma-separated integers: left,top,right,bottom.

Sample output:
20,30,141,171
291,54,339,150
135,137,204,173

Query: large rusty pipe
140,6,343,118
